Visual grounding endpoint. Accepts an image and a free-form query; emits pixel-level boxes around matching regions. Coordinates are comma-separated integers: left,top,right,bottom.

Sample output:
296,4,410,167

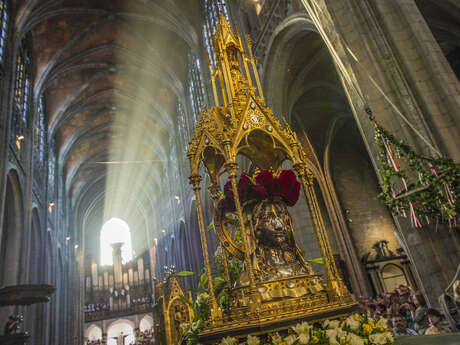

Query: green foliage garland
375,123,460,226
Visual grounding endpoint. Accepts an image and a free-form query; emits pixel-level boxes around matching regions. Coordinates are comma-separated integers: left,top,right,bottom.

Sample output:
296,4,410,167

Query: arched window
176,101,189,157
34,95,47,187
381,264,408,292
107,319,134,345
13,34,32,143
48,139,56,203
37,96,46,162
187,54,204,125
0,0,9,66
139,315,153,332
100,218,133,266
86,325,102,342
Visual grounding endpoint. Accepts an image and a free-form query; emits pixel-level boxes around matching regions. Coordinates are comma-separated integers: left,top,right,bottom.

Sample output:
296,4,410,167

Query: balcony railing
84,303,153,322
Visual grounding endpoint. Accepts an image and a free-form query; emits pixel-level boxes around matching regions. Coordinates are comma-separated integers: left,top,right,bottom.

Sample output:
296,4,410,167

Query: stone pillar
401,258,418,290
367,265,383,295
91,259,98,290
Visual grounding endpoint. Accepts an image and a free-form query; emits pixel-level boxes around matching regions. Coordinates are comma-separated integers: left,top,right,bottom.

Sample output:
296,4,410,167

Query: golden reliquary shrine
154,15,357,345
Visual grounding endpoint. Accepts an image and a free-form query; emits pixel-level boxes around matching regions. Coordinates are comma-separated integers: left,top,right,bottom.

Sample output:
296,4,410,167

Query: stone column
366,265,384,295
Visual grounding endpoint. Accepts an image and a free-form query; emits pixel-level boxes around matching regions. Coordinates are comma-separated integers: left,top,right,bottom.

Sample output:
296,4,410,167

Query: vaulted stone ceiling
16,0,202,257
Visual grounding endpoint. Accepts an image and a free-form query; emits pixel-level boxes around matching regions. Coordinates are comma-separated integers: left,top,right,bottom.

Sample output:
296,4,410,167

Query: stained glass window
33,96,47,188
38,96,46,162
0,1,8,65
177,101,189,156
48,139,56,201
13,38,32,135
187,55,205,125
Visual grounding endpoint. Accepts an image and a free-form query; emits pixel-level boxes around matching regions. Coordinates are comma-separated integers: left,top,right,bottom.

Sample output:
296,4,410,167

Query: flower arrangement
179,247,243,345
217,315,394,345
179,291,209,345
220,169,302,213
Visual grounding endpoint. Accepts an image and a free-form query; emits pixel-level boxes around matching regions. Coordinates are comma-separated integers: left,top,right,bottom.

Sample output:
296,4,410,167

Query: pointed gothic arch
1,169,25,287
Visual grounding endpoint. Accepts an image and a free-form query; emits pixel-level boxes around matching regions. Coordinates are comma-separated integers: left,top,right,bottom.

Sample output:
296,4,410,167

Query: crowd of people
84,304,110,313
133,329,154,344
357,283,460,336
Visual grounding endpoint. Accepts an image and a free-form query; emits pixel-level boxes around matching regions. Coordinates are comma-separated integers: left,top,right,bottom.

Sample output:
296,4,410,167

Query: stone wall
330,120,400,260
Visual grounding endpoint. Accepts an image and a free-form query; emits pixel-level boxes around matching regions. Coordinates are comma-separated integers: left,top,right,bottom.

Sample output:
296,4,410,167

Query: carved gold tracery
161,276,193,345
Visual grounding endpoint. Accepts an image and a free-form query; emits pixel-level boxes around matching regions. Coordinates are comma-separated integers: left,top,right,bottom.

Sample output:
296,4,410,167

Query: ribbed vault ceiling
17,0,202,257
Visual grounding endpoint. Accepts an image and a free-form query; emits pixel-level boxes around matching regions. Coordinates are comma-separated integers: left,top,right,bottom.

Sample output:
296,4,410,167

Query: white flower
369,333,387,345
179,322,190,333
344,315,361,331
221,337,238,345
298,333,310,345
196,292,209,305
336,328,348,339
247,335,259,345
292,321,312,335
191,320,203,332
347,333,365,345
284,335,297,345
323,319,341,329
271,333,283,345
326,329,339,345
384,332,394,342
376,317,388,329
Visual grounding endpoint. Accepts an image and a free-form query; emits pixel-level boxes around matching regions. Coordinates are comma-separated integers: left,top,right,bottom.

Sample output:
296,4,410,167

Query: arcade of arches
0,1,458,344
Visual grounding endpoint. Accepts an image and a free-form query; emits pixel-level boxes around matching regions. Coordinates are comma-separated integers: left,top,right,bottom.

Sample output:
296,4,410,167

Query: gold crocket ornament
186,14,356,339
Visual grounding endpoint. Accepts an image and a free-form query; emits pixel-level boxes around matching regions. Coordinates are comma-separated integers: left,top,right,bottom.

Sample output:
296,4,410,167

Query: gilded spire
207,14,263,108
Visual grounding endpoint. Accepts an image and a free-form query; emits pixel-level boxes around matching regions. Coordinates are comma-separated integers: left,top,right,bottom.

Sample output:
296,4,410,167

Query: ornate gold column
296,165,344,297
190,174,221,321
224,160,262,313
209,182,232,291
225,162,257,290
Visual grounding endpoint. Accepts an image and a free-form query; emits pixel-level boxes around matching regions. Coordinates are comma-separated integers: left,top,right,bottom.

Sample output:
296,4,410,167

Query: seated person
392,314,417,336
425,308,451,335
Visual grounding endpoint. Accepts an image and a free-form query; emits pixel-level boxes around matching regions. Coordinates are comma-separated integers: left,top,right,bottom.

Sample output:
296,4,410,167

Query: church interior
0,1,459,345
